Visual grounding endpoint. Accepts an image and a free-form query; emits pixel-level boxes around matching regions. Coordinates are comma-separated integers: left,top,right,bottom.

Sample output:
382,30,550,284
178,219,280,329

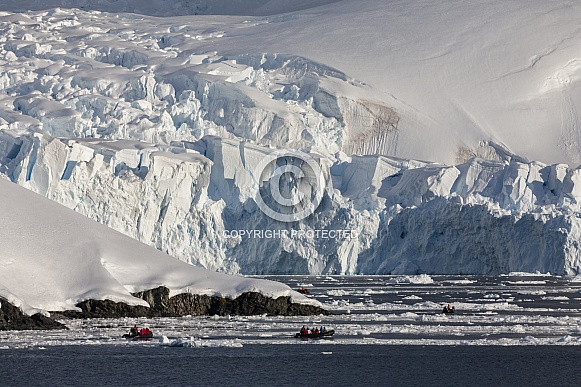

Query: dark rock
133,287,171,312
167,291,330,317
0,298,67,331
52,287,330,319
55,299,152,319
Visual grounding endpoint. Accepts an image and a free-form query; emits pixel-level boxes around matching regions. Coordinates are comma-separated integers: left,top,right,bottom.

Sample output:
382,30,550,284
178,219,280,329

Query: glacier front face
2,6,581,275
4,129,581,275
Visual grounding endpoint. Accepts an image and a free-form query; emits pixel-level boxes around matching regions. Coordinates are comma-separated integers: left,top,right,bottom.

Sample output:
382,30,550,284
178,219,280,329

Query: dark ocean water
3,275,581,386
1,344,580,387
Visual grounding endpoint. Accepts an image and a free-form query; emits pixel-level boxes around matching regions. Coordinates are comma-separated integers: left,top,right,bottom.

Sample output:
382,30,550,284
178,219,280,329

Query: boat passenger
443,304,455,314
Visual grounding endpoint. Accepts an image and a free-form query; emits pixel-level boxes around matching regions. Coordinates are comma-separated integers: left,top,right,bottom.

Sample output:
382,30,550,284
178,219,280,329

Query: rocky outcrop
2,287,327,330
53,287,329,319
167,291,329,316
0,298,67,331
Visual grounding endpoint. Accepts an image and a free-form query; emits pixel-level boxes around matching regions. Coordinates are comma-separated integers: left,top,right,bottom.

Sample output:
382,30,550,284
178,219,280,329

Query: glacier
1,3,581,276
4,128,581,275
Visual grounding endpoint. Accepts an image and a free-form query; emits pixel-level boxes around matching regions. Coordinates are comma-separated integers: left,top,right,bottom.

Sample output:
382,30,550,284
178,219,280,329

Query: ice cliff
4,128,581,275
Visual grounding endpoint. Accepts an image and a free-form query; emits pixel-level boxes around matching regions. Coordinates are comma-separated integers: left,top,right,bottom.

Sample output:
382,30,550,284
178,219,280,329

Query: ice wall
3,129,581,275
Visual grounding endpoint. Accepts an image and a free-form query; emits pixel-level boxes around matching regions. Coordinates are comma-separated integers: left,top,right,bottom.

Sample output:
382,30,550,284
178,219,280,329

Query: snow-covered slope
221,0,581,165
1,2,581,276
0,176,315,315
